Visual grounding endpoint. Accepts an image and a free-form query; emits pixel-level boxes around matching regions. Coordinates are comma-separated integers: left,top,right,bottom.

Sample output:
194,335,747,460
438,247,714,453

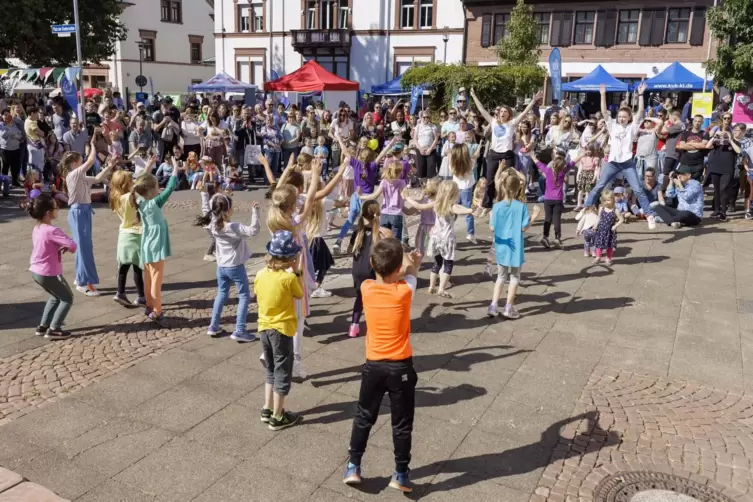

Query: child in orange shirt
343,238,421,493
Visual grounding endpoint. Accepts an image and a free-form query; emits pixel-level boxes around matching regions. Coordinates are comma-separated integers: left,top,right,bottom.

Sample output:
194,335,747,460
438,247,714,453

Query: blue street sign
51,24,76,34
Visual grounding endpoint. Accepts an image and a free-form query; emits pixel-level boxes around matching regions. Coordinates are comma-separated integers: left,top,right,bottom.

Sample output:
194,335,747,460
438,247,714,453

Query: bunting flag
64,67,80,86
38,67,53,82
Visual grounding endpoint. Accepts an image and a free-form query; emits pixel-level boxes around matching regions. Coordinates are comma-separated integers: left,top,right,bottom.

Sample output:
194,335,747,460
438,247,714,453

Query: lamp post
136,40,148,93
442,31,449,63
72,0,85,119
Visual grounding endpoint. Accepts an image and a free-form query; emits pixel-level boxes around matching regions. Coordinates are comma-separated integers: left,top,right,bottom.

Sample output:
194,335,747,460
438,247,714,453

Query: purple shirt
380,178,406,215
537,160,575,201
29,224,77,276
351,157,379,194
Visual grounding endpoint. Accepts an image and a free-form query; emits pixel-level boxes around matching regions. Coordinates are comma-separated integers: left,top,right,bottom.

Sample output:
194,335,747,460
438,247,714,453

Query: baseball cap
613,186,625,195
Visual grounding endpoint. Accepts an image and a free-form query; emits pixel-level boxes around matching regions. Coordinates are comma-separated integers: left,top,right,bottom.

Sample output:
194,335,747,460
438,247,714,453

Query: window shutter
689,8,706,46
638,11,654,46
603,10,618,47
550,12,562,47
650,9,666,46
480,14,492,48
560,12,573,46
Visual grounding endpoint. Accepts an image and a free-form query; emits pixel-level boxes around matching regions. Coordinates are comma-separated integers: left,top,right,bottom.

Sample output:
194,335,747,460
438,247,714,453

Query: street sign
135,75,147,88
51,24,76,36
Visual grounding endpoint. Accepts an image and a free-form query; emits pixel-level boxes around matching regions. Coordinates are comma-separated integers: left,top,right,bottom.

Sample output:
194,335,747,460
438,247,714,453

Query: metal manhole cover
594,471,733,502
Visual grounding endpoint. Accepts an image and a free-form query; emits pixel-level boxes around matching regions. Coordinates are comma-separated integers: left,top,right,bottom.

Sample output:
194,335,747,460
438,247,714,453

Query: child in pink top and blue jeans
360,161,407,242
27,194,78,340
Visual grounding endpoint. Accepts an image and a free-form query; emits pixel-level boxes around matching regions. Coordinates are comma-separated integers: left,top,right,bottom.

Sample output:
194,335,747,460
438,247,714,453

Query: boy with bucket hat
255,230,304,430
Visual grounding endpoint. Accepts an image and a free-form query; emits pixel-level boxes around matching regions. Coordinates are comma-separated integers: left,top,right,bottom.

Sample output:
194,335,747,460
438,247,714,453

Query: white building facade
100,0,216,95
215,0,465,92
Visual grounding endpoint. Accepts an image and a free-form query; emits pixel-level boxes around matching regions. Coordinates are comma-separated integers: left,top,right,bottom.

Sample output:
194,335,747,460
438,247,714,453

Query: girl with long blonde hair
450,143,476,243
109,170,145,307
129,158,182,323
426,180,474,298
360,159,407,243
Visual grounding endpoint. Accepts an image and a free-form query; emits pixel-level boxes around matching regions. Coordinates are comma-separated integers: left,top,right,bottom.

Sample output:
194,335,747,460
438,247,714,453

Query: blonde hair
498,174,522,206
600,189,615,205
450,143,472,178
423,177,441,200
267,184,297,234
495,165,525,203
352,200,381,258
265,254,297,271
59,151,83,174
435,180,459,218
383,160,403,181
109,171,133,212
129,174,159,221
296,152,313,171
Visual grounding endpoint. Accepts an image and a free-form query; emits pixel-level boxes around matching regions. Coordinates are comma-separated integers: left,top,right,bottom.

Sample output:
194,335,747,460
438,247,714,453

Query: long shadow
519,294,634,316
0,301,49,330
94,278,218,295
310,345,529,390
412,410,621,494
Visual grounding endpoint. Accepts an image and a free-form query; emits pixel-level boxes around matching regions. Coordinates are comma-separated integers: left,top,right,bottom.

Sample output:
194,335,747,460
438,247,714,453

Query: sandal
591,257,601,265
604,259,613,266
437,290,452,299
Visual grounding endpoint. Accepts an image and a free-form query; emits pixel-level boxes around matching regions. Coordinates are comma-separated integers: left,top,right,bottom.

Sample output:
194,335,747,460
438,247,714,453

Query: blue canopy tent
371,74,408,95
188,72,257,93
633,62,711,91
561,65,629,92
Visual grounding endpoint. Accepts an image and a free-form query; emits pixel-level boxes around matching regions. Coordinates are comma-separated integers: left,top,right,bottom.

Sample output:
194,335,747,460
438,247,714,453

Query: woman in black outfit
705,113,742,221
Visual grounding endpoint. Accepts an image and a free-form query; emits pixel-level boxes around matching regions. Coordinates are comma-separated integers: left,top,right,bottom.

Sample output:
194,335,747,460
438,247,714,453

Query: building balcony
290,29,351,54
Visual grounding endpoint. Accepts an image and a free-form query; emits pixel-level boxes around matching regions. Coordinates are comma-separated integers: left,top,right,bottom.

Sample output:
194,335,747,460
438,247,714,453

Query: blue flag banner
549,48,562,102
270,70,280,81
410,86,422,115
61,76,79,117
149,77,155,96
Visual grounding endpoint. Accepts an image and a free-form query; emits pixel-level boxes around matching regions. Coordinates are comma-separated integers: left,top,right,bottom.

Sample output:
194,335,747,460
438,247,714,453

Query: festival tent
265,61,359,109
188,72,257,93
636,62,711,91
561,65,629,92
371,74,408,95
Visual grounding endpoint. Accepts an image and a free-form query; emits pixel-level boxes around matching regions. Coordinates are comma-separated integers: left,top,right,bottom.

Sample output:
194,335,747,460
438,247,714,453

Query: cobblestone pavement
2,190,753,501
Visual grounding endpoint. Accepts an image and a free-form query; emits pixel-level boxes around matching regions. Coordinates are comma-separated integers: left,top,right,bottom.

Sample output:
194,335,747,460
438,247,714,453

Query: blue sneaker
343,463,362,485
207,326,222,337
389,470,413,493
230,332,257,343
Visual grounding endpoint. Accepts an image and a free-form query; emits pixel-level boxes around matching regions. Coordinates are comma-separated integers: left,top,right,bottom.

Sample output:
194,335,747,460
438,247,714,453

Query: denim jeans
380,213,405,243
210,264,250,335
584,159,654,215
336,192,362,243
264,150,281,181
458,187,475,235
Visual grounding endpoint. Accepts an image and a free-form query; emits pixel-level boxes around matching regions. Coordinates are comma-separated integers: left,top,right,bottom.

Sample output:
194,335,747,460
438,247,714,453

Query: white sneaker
647,215,657,230
203,254,216,262
466,234,477,244
671,222,682,229
292,360,308,379
311,288,333,298
76,285,100,297
332,243,341,254
487,304,499,317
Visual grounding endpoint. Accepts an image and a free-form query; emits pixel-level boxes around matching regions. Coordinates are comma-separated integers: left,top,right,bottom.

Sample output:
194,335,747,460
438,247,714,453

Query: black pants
483,150,515,208
415,152,437,180
117,264,145,298
652,205,701,227
348,359,417,472
662,157,679,190
543,200,564,239
710,172,733,216
431,255,454,274
1,148,22,184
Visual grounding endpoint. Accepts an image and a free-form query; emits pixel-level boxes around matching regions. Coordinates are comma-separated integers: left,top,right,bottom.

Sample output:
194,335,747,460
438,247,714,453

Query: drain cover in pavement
594,472,732,502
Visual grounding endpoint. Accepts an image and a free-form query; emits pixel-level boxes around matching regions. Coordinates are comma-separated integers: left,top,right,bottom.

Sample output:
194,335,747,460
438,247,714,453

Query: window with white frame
339,0,349,28
236,58,264,84
307,1,317,29
321,0,335,29
400,0,414,29
419,0,433,29
239,5,250,32
251,3,264,32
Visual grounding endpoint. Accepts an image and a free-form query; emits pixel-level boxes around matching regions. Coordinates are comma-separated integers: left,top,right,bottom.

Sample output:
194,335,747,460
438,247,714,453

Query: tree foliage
497,0,540,66
401,63,545,111
0,0,127,67
707,0,753,91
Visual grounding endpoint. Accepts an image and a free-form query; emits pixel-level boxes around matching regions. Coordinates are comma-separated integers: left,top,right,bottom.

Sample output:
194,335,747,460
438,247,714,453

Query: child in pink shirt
28,194,77,340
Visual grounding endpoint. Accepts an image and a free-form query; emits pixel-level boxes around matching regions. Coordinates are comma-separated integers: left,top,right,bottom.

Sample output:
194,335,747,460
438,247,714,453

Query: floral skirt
577,170,596,193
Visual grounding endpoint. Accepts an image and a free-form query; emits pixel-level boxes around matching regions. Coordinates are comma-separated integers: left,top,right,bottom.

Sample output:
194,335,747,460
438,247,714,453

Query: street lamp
136,40,149,93
442,31,450,63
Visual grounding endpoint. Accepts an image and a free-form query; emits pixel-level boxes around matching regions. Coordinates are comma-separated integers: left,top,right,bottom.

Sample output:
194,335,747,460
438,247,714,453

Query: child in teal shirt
131,158,182,322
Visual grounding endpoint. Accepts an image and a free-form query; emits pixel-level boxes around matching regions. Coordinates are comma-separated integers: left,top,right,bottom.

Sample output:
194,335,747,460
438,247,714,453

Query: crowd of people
10,79,753,493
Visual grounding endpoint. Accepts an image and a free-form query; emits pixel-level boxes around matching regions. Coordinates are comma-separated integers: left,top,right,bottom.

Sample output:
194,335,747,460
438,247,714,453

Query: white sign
245,145,262,165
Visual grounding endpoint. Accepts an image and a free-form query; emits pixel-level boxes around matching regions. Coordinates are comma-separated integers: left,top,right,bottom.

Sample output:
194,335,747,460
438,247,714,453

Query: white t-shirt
416,123,437,149
133,156,149,178
182,120,202,146
607,118,640,163
489,119,514,153
453,171,475,190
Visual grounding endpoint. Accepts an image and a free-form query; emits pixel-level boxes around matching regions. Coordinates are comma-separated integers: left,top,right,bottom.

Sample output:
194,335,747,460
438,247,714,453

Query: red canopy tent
264,61,359,92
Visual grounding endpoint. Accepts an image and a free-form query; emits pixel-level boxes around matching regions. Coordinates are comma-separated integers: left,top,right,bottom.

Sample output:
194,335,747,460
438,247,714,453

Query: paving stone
12,449,108,500
0,467,22,493
0,482,69,502
74,479,157,502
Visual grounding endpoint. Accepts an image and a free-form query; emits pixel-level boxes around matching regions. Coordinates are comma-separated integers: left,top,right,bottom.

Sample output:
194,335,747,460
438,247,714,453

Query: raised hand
599,84,607,95
636,81,647,95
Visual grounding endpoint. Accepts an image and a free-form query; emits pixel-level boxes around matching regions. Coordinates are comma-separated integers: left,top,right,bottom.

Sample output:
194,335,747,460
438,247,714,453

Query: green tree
497,0,540,66
707,0,753,91
0,0,127,67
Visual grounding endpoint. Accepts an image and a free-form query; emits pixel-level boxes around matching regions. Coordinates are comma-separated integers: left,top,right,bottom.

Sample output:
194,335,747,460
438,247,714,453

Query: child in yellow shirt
254,230,304,431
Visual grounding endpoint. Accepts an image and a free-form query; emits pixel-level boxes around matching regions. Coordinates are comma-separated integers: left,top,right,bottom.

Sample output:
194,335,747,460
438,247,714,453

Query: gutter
461,4,468,65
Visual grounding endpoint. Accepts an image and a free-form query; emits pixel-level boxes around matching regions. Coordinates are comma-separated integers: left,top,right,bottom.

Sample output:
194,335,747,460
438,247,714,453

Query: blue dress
593,209,617,250
491,200,530,268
